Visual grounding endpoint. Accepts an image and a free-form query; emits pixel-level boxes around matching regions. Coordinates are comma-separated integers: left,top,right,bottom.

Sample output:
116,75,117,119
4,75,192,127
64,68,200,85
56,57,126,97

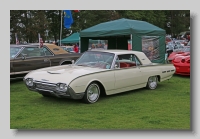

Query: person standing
73,44,79,53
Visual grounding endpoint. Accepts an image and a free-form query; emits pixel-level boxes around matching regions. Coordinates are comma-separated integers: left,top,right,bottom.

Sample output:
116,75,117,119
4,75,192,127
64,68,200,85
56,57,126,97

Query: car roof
61,46,74,48
89,49,144,55
10,43,68,54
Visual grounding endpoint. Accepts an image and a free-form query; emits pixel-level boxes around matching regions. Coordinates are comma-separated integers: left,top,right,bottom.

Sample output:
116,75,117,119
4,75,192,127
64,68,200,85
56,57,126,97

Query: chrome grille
34,82,56,92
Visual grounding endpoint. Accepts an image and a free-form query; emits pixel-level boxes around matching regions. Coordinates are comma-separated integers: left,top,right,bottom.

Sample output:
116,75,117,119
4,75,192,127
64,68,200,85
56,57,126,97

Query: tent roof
80,18,165,37
60,32,79,43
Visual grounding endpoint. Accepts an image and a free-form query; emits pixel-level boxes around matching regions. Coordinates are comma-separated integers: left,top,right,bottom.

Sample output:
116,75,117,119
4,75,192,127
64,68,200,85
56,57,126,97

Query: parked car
10,43,82,79
167,45,190,63
178,31,190,40
166,42,174,56
165,36,172,44
173,42,185,51
166,41,184,57
60,46,75,53
24,49,175,104
172,54,190,76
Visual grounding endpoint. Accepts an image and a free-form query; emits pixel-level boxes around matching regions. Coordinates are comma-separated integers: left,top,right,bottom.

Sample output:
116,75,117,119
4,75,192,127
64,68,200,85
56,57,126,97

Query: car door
114,54,145,90
12,46,50,74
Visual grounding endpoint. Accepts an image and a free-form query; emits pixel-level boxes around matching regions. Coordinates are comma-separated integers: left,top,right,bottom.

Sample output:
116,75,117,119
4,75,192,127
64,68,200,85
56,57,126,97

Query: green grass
10,75,190,130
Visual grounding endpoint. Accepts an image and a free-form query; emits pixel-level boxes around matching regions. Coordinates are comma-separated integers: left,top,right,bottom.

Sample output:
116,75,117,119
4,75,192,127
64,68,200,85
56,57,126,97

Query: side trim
106,82,147,91
10,70,31,75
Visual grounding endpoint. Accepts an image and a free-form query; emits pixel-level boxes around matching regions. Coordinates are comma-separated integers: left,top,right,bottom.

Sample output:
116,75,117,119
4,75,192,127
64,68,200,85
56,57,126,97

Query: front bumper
24,79,85,99
173,63,190,76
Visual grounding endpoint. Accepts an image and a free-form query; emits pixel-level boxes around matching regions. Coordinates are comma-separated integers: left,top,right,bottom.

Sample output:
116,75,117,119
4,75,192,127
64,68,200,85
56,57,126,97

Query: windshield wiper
76,64,90,67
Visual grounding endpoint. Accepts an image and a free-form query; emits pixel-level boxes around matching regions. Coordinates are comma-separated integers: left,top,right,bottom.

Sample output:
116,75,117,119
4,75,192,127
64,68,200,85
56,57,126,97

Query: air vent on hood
47,69,65,74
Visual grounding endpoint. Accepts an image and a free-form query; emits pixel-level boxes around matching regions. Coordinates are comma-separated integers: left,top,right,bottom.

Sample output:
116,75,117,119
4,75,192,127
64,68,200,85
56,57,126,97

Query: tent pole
130,34,132,50
60,10,63,46
116,37,117,49
79,36,81,53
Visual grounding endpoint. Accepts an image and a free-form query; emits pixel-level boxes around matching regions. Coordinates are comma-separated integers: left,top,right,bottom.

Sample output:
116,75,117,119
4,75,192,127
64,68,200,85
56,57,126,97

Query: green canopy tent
60,32,80,44
80,18,166,63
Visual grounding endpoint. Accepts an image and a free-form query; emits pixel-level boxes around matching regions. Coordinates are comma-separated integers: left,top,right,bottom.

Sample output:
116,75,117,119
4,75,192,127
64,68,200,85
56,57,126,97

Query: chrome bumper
24,79,84,100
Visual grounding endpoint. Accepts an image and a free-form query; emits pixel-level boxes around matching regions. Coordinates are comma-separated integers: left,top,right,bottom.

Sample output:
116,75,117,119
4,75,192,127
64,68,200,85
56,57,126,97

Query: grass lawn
10,75,190,130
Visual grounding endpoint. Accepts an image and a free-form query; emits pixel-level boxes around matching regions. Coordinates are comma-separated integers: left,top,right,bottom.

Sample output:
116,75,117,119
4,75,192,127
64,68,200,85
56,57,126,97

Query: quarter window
17,47,43,57
42,47,53,56
116,54,141,68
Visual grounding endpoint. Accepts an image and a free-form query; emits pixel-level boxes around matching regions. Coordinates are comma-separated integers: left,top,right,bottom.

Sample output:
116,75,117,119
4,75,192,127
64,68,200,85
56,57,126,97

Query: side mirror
72,60,75,64
115,64,119,68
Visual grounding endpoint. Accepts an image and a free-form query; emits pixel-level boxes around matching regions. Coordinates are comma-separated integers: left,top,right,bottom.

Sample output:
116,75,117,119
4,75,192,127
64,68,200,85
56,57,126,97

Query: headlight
26,78,33,86
56,83,68,92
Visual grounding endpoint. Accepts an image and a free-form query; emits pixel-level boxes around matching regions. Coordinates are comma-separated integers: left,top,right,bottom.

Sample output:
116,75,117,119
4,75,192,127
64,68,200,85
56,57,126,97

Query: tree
10,10,190,44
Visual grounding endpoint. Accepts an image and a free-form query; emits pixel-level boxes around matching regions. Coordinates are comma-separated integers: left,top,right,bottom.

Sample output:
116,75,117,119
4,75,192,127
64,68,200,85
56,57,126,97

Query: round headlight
26,78,33,86
57,83,68,92
59,84,65,90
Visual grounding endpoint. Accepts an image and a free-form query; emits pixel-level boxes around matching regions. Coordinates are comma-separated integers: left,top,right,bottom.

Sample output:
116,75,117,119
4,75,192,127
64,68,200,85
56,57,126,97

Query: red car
167,46,190,63
172,54,190,76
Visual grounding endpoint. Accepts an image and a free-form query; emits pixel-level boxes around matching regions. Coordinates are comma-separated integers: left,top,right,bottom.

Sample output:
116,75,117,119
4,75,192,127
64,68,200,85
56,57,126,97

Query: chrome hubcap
87,84,99,101
149,76,157,88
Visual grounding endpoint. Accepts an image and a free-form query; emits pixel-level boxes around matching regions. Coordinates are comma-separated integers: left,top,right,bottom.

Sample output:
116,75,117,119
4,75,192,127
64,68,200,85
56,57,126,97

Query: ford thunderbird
24,49,175,104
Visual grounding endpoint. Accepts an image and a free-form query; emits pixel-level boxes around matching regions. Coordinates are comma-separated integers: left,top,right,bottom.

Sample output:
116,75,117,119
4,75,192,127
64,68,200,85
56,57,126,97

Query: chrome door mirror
72,60,75,64
114,64,119,68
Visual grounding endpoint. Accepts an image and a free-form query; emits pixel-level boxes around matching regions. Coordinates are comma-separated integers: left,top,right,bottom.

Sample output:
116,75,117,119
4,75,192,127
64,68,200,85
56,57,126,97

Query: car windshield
10,47,22,58
67,48,73,51
75,51,115,69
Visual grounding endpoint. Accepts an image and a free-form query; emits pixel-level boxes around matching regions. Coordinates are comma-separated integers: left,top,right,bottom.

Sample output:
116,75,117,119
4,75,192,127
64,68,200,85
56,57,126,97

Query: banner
63,10,73,29
142,36,160,61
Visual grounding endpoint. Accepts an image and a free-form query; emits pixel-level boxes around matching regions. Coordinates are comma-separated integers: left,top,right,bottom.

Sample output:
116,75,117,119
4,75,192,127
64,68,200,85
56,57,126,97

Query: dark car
10,43,82,79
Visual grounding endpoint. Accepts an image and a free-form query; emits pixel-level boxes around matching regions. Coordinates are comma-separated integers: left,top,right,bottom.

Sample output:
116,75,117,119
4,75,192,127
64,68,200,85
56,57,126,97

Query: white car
24,49,175,104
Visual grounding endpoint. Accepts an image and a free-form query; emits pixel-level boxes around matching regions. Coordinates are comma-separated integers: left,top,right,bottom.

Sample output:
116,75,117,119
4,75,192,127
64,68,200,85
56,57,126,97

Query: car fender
59,58,73,65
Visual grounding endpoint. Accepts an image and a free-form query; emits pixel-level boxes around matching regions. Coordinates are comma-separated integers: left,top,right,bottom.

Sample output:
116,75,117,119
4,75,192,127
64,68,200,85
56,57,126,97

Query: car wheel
83,82,100,104
146,76,158,90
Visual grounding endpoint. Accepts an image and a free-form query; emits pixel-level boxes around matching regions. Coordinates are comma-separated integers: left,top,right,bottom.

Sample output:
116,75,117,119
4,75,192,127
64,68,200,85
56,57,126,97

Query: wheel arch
156,75,161,82
85,79,106,96
59,59,72,65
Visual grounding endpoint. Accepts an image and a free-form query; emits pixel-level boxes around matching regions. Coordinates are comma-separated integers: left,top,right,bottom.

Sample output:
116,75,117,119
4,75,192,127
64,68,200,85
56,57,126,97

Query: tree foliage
10,10,190,44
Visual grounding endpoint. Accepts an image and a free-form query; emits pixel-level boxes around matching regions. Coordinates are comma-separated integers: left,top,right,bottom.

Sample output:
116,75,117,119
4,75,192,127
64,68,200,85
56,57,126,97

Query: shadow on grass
10,78,24,84
173,74,190,79
30,94,83,105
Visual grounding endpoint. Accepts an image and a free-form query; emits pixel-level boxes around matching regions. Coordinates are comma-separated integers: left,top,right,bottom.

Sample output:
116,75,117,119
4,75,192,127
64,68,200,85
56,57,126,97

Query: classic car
60,46,75,53
10,43,82,79
172,54,190,76
24,49,175,104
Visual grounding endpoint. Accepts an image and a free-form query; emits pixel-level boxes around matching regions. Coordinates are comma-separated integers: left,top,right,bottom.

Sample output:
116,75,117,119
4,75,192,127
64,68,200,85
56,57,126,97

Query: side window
117,54,138,68
17,47,42,58
42,47,53,56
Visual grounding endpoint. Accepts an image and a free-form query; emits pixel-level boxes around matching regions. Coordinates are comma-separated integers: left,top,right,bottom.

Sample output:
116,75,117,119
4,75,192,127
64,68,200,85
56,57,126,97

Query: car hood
172,55,190,63
168,52,190,60
24,65,108,84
